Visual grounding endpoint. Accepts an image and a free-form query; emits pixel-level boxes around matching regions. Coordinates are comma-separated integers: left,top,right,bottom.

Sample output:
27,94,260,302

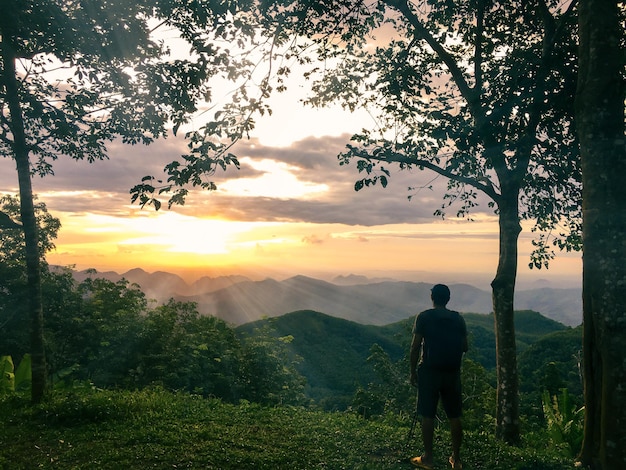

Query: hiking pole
405,387,419,449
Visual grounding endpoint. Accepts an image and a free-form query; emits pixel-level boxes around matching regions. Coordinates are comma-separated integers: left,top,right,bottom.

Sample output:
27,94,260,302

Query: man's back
414,308,467,371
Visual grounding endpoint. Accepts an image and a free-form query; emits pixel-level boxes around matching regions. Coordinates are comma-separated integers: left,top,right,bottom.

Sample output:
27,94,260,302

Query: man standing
409,284,468,470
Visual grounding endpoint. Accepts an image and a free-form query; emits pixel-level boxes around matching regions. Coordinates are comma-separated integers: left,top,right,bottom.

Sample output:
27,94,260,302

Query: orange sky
0,38,582,291
41,210,581,289
24,100,581,290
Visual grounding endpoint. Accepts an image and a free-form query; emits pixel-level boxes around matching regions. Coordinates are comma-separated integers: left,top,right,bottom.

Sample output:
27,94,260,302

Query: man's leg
450,417,462,466
441,371,463,467
413,367,437,468
421,417,435,463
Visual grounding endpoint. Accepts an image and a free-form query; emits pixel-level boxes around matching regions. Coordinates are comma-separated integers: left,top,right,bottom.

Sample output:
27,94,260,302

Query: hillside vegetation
0,388,577,469
2,271,584,468
238,310,407,407
237,309,576,410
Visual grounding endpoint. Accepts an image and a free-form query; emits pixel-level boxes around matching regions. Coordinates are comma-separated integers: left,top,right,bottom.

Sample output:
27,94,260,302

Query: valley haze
69,267,583,327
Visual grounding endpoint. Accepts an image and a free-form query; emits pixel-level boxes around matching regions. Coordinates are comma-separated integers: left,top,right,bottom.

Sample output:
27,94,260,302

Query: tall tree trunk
575,0,626,468
1,39,47,403
491,186,521,444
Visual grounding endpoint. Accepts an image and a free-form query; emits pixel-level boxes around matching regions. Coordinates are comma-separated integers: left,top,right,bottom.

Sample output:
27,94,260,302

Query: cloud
302,234,325,245
0,131,494,227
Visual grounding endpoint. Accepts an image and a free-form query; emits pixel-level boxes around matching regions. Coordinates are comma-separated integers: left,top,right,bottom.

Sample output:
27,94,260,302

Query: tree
239,324,308,406
136,300,246,400
258,0,581,443
575,1,626,468
0,195,60,363
72,277,147,386
0,0,261,402
351,343,413,418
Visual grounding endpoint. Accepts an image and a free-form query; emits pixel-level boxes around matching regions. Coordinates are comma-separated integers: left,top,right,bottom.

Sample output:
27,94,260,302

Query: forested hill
238,310,408,407
236,309,574,409
71,268,583,326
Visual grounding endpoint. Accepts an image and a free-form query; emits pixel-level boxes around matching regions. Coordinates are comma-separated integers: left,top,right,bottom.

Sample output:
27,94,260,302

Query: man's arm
410,332,423,387
461,316,469,353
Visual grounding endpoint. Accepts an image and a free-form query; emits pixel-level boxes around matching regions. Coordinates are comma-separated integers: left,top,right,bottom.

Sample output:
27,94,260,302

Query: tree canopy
0,0,275,401
261,0,581,260
252,0,582,443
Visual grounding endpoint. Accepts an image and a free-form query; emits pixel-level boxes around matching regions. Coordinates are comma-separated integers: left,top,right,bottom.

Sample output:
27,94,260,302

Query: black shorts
417,365,462,419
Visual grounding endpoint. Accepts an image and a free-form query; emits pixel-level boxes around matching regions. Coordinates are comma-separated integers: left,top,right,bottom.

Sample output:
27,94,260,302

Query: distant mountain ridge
72,268,250,299
70,268,583,326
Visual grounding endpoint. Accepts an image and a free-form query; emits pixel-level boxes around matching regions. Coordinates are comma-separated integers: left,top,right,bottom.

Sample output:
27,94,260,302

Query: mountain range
71,268,583,327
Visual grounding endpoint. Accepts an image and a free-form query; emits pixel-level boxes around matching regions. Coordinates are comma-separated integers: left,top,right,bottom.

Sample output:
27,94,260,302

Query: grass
1,388,578,469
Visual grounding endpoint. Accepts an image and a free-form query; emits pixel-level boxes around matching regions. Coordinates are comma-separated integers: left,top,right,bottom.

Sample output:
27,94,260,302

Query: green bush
541,388,584,457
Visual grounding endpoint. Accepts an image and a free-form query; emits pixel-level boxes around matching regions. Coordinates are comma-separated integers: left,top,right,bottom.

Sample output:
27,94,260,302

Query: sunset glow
218,158,328,198
39,200,583,290
0,39,582,291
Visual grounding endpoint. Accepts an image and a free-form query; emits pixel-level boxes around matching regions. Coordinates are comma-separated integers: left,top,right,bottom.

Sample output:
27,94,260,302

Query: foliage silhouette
0,0,266,402
254,0,582,444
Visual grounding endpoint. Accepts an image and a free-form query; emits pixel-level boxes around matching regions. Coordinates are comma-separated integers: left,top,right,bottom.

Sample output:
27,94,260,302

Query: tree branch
512,0,578,183
474,0,486,93
0,211,23,229
368,150,501,202
386,0,482,117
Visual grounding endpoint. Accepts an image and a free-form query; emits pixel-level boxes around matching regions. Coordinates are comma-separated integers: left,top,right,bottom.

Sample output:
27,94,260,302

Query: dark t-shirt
413,307,467,371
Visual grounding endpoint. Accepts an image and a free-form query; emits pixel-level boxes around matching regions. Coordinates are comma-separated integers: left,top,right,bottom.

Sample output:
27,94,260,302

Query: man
409,284,468,470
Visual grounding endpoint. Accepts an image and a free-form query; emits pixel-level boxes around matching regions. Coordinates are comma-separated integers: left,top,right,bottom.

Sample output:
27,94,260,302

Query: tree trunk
575,0,626,468
1,40,47,403
491,186,521,444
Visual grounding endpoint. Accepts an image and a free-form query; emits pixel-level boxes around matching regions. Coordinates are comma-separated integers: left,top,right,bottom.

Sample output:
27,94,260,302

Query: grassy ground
1,388,577,469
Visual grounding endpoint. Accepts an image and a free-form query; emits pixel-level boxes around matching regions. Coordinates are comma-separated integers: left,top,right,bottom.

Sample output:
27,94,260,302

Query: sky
0,33,583,291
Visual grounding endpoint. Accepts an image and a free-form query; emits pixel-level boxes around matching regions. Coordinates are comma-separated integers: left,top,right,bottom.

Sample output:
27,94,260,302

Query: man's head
431,284,450,307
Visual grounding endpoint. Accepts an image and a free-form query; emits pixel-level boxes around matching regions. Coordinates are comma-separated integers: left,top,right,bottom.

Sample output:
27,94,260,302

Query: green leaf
0,356,15,393
15,354,32,392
